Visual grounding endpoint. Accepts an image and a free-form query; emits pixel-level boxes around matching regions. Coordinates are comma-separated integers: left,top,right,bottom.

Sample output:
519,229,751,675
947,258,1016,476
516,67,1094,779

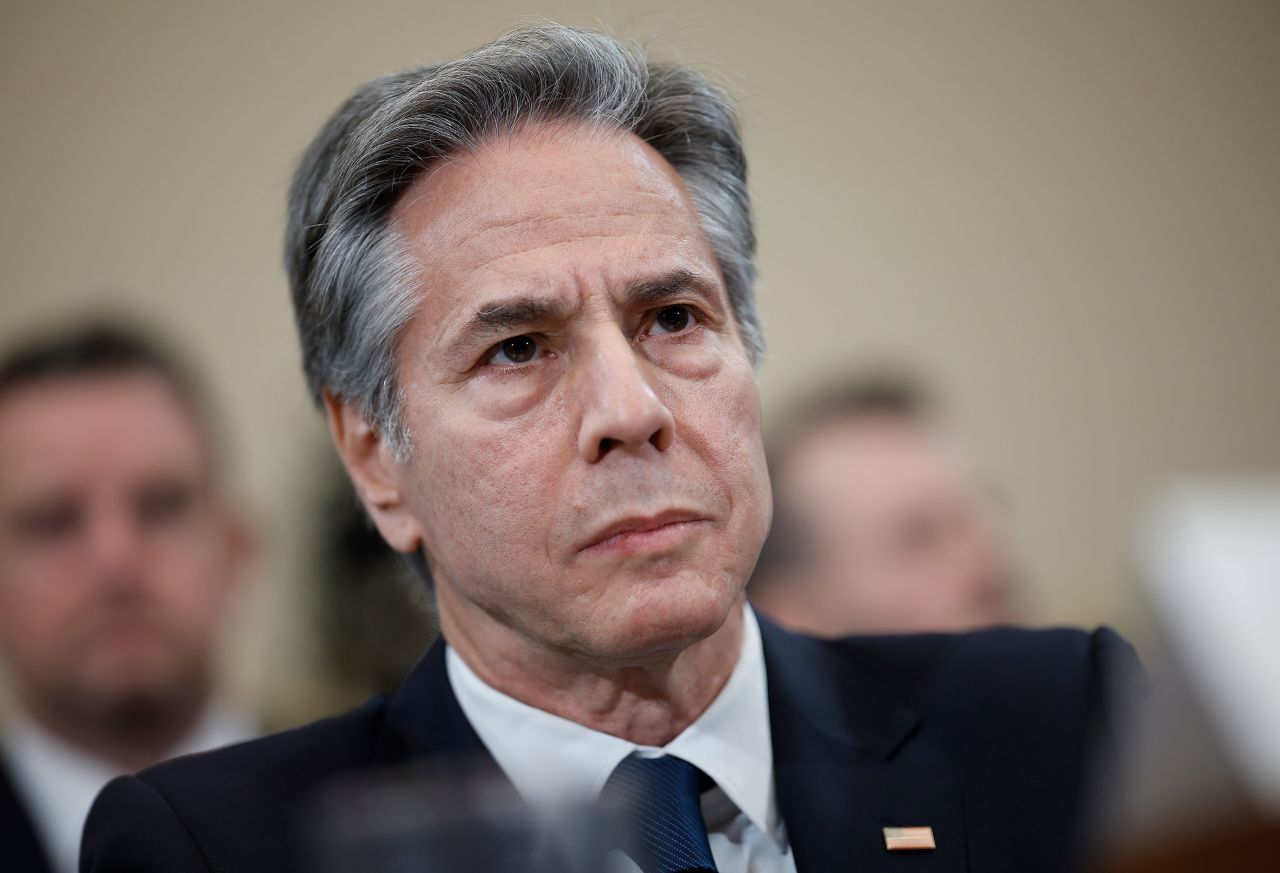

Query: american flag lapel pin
883,826,936,851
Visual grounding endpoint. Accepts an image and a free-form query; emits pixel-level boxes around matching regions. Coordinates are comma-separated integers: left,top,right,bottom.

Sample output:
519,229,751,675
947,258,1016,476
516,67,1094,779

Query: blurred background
1,0,1277,861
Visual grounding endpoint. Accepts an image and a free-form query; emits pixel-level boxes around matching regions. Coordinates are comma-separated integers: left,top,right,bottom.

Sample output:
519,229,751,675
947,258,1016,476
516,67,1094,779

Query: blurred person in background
750,378,1022,635
0,324,257,873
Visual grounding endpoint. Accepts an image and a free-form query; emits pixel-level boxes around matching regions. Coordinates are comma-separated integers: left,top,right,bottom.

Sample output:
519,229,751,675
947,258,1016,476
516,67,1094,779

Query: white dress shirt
2,704,255,873
447,604,798,873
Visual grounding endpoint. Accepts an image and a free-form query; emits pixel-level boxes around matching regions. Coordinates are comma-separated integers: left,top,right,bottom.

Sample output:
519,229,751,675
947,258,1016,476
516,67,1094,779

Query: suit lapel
375,637,516,801
760,618,969,872
383,638,488,759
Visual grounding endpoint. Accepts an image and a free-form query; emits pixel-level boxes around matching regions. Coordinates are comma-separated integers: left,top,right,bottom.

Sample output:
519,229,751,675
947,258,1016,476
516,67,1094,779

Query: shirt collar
447,604,779,839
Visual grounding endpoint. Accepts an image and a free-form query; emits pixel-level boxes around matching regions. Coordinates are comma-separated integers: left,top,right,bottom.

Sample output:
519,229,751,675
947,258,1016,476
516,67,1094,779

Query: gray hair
285,24,761,456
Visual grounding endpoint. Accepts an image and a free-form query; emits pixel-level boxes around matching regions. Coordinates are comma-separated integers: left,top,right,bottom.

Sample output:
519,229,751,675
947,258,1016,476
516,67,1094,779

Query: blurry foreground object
751,378,1022,635
308,759,611,873
0,323,256,873
1091,478,1280,872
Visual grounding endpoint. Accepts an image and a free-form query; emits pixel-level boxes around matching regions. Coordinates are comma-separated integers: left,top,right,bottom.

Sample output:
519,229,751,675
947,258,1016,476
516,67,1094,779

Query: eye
135,481,195,529
649,305,695,336
486,335,542,366
11,502,81,545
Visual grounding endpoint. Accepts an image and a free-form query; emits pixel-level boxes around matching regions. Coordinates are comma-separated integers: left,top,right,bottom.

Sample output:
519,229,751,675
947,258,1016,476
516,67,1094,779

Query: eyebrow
451,269,723,352
626,269,721,310
468,297,573,339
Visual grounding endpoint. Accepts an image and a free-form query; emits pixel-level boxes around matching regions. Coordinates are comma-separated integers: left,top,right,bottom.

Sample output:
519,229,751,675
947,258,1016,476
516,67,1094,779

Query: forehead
782,417,973,506
390,122,718,322
394,120,698,241
0,372,210,496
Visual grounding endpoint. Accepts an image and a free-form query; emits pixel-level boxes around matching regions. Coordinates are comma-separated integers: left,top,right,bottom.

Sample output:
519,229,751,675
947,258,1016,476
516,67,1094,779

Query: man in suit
0,324,256,873
83,24,1137,873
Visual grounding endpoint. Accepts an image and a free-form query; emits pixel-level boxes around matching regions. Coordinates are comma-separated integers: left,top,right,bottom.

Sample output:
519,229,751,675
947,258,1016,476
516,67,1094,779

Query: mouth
577,509,711,555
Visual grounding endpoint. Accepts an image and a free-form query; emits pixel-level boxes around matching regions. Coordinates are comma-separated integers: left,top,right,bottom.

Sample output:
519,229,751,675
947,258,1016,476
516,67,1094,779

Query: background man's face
0,372,244,729
385,122,771,663
777,415,1017,634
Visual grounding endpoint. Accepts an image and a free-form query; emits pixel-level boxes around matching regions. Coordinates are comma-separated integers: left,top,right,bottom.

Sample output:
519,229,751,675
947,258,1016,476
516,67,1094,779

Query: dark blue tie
604,753,719,873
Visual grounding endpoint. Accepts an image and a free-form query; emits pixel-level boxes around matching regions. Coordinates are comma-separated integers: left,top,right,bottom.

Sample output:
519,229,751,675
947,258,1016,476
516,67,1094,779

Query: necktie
603,753,719,873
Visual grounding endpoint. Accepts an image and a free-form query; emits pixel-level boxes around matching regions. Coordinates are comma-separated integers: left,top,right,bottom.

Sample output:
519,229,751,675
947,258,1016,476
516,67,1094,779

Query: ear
323,391,425,554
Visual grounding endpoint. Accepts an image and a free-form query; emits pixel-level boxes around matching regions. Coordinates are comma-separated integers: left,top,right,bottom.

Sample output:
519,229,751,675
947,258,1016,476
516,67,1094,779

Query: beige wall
3,1,1277,722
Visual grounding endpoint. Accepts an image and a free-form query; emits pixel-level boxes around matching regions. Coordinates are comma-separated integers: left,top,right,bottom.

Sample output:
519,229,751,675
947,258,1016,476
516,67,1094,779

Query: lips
576,508,709,554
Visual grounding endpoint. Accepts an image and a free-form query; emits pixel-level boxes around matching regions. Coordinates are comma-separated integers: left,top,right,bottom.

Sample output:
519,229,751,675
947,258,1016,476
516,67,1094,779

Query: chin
585,569,741,663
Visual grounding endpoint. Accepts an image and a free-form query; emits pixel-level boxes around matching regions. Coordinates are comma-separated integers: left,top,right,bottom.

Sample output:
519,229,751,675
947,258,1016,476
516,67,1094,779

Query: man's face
777,415,1018,634
379,122,770,664
0,372,244,728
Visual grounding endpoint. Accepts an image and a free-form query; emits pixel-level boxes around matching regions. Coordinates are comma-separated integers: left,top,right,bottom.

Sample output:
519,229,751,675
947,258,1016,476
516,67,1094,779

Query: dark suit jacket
0,758,56,873
81,619,1138,873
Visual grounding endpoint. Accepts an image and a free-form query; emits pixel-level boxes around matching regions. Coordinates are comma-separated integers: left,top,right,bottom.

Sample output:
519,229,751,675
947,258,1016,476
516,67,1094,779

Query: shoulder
146,694,396,797
762,616,1143,753
825,625,1143,767
829,624,1140,706
82,697,397,873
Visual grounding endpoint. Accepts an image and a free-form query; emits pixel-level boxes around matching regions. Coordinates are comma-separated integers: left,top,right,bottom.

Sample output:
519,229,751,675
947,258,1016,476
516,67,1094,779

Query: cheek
0,579,84,670
412,410,569,582
143,538,235,626
669,366,770,511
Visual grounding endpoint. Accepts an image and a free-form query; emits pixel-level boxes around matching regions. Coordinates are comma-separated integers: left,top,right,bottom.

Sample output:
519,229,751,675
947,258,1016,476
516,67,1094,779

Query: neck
440,594,746,747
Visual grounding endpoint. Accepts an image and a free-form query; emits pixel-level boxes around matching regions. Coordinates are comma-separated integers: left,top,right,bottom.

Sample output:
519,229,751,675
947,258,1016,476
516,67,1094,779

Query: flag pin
883,826,936,851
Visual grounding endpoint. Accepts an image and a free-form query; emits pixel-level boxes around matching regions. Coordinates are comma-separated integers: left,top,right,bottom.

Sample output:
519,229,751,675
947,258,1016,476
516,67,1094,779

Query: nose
577,333,675,463
85,504,146,592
